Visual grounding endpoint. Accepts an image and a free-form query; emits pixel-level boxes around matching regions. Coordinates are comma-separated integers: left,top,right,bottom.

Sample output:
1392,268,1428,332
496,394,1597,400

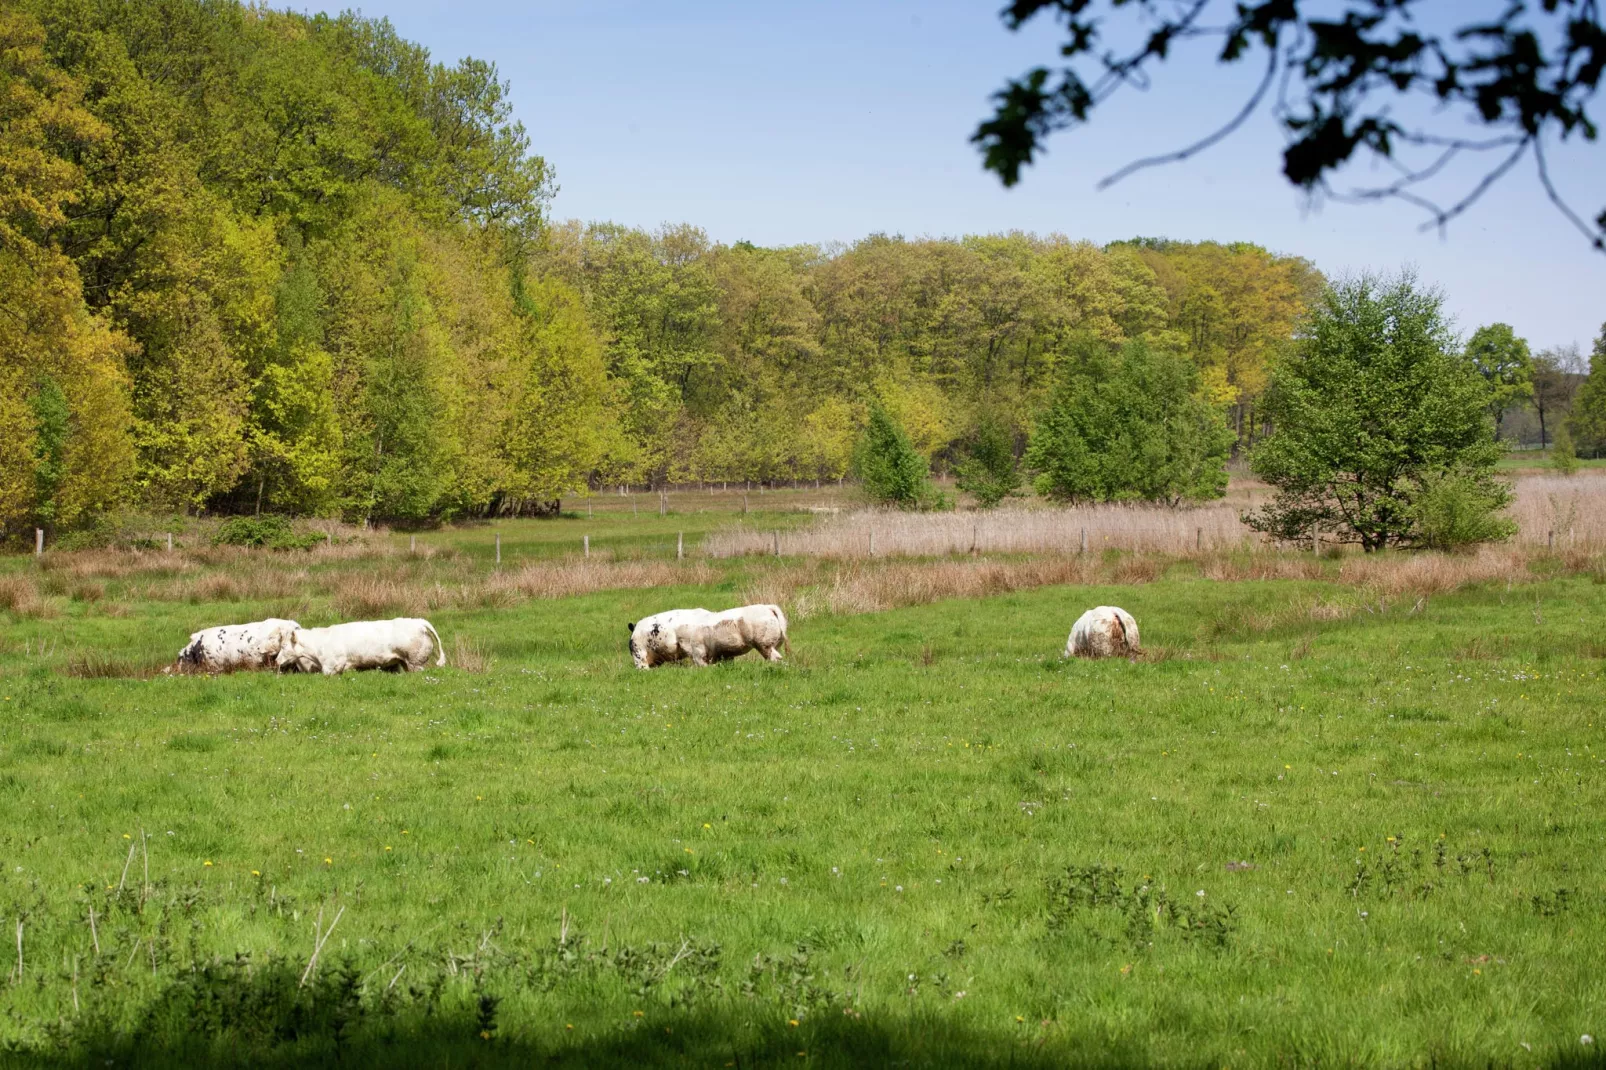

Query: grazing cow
275,618,445,675
628,604,789,669
176,618,301,673
1066,606,1140,659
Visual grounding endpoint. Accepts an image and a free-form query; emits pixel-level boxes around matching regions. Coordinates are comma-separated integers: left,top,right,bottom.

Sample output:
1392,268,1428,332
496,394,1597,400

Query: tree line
3,0,1604,549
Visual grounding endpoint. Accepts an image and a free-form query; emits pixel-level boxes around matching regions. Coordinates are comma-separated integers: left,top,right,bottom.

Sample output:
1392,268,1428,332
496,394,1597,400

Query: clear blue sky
311,0,1604,354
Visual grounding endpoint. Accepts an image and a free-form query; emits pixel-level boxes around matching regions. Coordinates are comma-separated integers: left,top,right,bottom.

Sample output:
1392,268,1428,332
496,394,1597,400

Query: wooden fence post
495,533,501,565
166,532,173,552
35,529,43,556
1079,528,1087,554
410,534,416,553
868,530,875,557
772,531,780,557
1196,527,1202,551
677,532,684,560
659,490,666,516
584,535,589,559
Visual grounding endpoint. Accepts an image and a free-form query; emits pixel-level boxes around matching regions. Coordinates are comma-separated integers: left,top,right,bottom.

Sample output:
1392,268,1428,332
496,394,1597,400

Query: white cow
275,618,445,675
628,604,789,669
175,618,301,673
1066,606,1140,659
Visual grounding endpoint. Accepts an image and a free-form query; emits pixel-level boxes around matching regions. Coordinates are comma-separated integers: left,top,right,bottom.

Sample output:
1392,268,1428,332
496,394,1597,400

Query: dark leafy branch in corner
975,0,1605,251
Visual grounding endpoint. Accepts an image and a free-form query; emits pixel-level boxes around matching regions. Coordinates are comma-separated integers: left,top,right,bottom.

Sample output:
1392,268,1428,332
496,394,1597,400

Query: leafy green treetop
1026,339,1232,505
954,412,1022,508
1569,323,1606,458
1249,273,1508,551
1464,323,1533,440
853,402,940,509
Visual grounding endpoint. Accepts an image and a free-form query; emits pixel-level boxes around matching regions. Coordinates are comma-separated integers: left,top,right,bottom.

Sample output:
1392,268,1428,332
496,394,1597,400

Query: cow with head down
275,618,445,675
1066,606,1140,659
176,618,301,673
628,604,789,669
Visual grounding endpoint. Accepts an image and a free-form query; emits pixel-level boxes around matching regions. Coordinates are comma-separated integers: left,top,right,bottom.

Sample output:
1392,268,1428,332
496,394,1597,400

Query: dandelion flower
324,857,332,865
123,834,131,840
633,1010,644,1018
384,846,392,852
251,870,261,877
1015,1015,1025,1023
203,860,213,867
788,1019,799,1027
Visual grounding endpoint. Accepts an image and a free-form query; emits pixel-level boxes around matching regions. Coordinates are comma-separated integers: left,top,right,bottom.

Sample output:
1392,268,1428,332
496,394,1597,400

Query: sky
306,0,1604,354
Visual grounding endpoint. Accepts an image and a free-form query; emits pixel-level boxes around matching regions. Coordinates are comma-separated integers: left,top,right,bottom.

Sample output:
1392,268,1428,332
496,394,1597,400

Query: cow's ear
626,622,635,633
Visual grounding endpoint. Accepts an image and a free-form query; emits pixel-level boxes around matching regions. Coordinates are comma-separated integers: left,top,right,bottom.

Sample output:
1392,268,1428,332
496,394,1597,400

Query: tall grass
707,473,1606,558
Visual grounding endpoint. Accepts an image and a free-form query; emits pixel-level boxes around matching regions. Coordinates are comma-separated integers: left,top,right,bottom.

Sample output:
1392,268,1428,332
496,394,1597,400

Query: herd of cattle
172,603,1141,675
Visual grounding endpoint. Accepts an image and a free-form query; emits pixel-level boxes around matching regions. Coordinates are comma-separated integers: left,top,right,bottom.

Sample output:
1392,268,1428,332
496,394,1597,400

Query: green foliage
29,376,69,531
973,3,1606,252
853,403,940,509
1249,273,1504,551
1464,323,1533,438
212,514,321,550
954,413,1021,508
1409,469,1517,552
1550,425,1580,475
1026,339,1232,505
1570,324,1606,459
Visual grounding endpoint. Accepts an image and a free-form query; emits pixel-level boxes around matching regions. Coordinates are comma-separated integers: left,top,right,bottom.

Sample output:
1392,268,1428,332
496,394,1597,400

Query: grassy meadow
0,499,1604,1067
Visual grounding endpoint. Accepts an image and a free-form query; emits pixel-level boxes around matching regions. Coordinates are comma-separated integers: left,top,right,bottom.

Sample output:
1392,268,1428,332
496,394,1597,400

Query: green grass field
1,525,1604,1067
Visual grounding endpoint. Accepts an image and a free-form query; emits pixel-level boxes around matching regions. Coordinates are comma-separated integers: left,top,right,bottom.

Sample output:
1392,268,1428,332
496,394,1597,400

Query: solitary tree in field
1026,339,1233,505
954,412,1022,508
1464,323,1533,441
974,1,1605,252
1248,273,1509,551
853,403,939,509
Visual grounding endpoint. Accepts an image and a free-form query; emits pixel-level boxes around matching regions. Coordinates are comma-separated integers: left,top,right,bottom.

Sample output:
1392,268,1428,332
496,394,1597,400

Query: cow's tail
773,605,791,654
424,620,446,666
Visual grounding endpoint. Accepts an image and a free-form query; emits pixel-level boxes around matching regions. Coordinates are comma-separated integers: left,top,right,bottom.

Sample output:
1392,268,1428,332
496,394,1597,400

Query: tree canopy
1248,273,1507,550
976,1,1605,252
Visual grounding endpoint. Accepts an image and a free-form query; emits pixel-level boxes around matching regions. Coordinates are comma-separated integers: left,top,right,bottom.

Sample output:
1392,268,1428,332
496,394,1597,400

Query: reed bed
1509,472,1606,548
707,502,1256,558
707,472,1606,558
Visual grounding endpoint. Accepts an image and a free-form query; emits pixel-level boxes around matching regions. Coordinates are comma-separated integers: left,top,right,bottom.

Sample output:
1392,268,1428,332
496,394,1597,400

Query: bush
1550,425,1580,475
1026,339,1232,505
1249,273,1503,551
853,404,945,510
954,414,1022,509
213,515,323,551
1410,470,1516,552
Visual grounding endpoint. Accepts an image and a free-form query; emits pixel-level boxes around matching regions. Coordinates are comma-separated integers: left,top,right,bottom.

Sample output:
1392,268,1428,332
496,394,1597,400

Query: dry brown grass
1509,472,1606,548
707,502,1255,558
739,544,1603,621
485,559,718,601
450,633,493,673
706,472,1606,559
0,575,57,619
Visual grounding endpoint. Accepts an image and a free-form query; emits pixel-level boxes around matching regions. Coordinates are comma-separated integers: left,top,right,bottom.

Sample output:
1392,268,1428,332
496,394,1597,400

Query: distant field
1,521,1604,1067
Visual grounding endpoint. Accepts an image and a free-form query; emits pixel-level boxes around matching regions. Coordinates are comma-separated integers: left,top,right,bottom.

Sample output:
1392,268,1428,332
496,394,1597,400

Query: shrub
853,404,944,510
1026,338,1232,505
1410,469,1516,552
1550,425,1580,475
1249,273,1503,551
954,414,1022,509
213,515,322,551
